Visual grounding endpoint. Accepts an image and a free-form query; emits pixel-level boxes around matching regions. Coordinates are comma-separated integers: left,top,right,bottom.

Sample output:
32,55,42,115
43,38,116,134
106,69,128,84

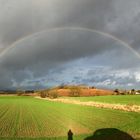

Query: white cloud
135,72,140,82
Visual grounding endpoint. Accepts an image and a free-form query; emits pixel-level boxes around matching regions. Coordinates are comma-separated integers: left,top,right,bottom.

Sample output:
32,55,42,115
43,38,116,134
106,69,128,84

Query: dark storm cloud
0,0,140,49
0,0,140,89
1,30,139,69
0,30,117,88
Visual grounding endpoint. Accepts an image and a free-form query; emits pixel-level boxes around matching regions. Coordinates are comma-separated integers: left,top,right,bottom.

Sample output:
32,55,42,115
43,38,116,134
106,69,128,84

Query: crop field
64,95,140,105
0,96,140,140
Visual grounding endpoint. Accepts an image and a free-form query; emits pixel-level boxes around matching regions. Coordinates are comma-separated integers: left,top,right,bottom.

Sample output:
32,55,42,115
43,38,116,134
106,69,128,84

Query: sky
0,0,140,90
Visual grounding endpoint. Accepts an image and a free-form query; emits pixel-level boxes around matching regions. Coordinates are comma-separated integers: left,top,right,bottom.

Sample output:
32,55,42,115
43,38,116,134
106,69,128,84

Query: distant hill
39,85,114,97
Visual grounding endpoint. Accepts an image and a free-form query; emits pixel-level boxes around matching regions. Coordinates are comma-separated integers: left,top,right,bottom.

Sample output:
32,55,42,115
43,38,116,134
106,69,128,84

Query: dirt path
36,97,140,113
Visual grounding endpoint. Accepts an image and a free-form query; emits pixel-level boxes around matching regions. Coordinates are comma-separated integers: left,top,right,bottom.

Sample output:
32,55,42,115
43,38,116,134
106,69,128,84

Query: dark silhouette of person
68,129,73,140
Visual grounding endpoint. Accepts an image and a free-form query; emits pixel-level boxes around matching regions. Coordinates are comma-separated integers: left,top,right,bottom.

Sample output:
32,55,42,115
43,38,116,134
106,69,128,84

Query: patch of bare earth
36,97,140,113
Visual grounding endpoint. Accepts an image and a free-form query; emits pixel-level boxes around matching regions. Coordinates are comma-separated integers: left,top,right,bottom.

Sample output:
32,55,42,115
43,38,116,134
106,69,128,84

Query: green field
0,96,140,140
64,95,140,105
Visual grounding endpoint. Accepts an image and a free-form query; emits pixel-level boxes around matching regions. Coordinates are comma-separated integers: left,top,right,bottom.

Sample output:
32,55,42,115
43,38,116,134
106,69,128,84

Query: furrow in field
16,105,37,137
44,103,91,135
0,96,140,139
29,104,68,137
0,105,10,119
0,104,19,137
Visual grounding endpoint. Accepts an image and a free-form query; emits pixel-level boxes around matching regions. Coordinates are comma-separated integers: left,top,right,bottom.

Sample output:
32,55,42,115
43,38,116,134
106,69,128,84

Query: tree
40,91,47,98
131,89,135,95
114,89,119,95
69,86,81,97
16,89,24,96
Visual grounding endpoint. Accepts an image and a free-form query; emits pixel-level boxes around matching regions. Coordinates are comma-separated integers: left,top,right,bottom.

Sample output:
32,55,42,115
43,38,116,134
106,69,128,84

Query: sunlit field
64,95,140,105
0,96,140,140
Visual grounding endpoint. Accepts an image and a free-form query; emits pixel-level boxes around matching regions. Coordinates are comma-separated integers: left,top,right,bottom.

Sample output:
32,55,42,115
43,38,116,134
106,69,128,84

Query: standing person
68,129,73,140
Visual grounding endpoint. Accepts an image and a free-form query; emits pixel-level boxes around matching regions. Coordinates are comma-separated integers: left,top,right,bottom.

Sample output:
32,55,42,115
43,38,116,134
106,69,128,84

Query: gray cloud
76,67,140,89
0,0,140,89
0,0,140,49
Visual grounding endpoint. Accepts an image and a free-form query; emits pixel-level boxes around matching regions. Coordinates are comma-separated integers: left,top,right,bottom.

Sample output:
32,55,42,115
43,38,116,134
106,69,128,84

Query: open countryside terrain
64,95,140,105
43,88,114,97
0,96,140,140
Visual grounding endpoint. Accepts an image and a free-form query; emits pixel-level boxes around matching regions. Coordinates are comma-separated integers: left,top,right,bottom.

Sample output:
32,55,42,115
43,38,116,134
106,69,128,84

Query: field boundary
36,97,140,113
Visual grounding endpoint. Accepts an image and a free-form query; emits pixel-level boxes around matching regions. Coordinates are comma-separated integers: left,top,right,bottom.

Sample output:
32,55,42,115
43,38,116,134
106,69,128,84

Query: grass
64,95,140,105
0,96,140,140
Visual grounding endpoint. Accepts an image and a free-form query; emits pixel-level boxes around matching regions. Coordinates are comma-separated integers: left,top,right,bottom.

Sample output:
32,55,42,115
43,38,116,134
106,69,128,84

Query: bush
69,86,81,97
40,91,47,98
17,92,23,96
114,89,119,95
16,90,24,96
131,89,135,95
49,91,58,99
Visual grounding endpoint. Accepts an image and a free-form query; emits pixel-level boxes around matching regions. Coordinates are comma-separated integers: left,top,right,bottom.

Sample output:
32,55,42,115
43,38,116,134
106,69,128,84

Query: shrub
49,91,58,99
131,89,136,95
16,90,24,96
40,91,47,98
69,86,81,97
114,89,119,95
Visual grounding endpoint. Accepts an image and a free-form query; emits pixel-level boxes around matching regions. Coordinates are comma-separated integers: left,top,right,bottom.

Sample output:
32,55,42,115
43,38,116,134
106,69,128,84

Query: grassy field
64,95,140,105
0,96,140,140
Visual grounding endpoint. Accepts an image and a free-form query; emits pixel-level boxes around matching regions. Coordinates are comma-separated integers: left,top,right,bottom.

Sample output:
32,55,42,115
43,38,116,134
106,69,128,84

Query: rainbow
0,27,140,59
